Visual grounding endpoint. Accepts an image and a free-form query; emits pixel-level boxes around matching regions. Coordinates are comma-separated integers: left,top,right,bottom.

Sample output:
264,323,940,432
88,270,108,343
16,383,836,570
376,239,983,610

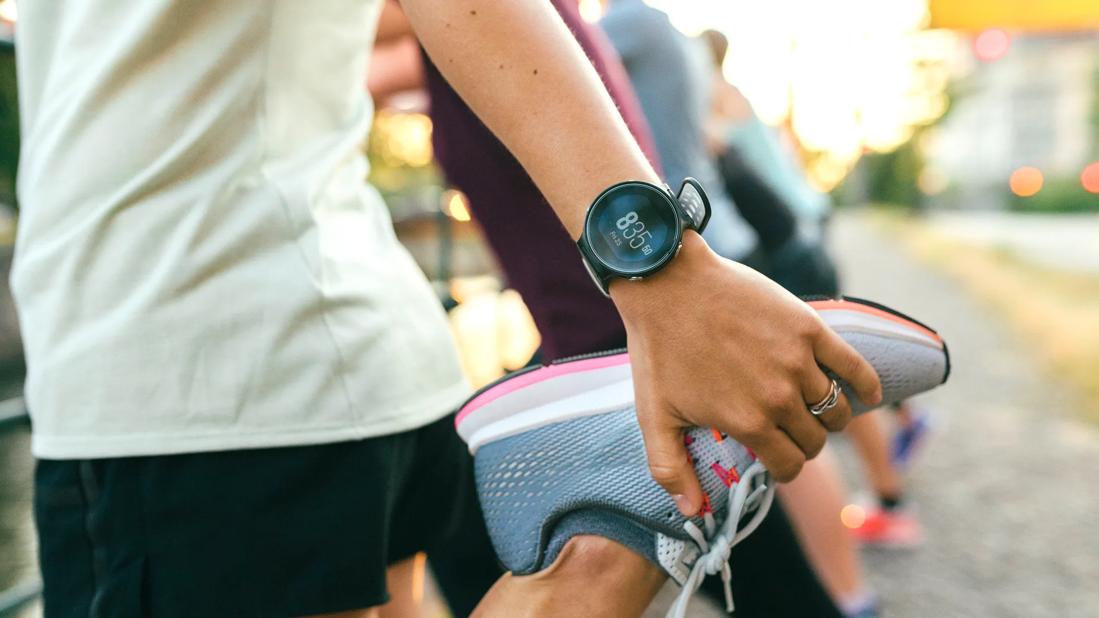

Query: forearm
367,37,425,102
400,0,660,239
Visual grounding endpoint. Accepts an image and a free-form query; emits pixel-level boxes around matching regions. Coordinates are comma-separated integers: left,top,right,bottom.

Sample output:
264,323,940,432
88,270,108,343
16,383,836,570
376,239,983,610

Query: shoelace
666,460,776,618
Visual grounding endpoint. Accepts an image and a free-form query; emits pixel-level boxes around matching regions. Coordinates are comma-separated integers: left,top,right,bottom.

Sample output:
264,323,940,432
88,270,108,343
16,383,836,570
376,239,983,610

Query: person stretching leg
18,1,878,617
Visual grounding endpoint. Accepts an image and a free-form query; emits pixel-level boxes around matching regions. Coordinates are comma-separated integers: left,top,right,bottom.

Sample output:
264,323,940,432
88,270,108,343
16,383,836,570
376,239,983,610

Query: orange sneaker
848,506,925,548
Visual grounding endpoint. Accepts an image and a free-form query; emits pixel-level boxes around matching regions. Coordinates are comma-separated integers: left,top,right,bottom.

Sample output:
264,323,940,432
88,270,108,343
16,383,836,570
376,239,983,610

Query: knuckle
782,350,807,375
762,383,796,412
647,461,684,487
738,415,771,442
799,313,824,339
805,431,827,459
773,454,806,482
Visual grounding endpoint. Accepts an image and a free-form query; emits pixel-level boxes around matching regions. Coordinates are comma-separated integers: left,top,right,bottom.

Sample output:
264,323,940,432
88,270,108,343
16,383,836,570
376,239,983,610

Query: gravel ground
831,211,1099,618
646,211,1099,617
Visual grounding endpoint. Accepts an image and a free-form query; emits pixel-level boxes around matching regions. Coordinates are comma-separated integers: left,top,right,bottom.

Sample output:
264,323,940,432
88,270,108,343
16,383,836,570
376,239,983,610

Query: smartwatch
577,178,711,296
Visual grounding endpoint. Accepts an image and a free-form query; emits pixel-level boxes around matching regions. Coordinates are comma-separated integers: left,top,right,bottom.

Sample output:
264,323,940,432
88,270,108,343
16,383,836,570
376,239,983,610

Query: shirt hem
30,380,471,460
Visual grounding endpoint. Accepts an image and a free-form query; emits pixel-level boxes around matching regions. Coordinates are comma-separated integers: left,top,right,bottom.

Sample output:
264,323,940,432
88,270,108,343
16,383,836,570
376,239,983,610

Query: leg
778,448,872,611
308,609,380,618
699,499,844,618
428,479,504,618
472,535,666,618
845,409,924,549
378,555,429,618
846,410,904,500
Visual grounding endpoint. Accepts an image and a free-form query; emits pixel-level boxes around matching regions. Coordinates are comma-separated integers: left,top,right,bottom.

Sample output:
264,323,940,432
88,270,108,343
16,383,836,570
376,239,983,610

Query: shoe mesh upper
833,331,947,414
474,406,757,576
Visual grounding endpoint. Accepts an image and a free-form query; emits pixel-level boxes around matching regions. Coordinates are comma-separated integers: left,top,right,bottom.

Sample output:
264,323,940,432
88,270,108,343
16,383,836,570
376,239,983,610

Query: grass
870,210,1099,423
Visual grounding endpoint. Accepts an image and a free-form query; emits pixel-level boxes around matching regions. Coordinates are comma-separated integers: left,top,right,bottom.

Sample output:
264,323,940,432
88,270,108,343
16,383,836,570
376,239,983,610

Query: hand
611,232,882,516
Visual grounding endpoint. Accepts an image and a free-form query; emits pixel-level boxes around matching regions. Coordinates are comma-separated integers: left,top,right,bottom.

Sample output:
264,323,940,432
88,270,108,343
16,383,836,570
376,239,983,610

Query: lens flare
841,504,867,529
974,29,1011,62
1009,167,1043,197
444,190,472,222
1081,162,1099,195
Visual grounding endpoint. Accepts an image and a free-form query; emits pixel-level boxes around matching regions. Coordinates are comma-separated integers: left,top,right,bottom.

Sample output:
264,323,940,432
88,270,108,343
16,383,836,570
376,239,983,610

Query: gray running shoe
455,297,949,616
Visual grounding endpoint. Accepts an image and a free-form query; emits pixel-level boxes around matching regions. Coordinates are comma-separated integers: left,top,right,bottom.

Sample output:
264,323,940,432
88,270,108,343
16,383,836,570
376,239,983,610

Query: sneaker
455,297,948,616
807,296,950,413
456,351,774,618
890,400,934,470
847,505,925,548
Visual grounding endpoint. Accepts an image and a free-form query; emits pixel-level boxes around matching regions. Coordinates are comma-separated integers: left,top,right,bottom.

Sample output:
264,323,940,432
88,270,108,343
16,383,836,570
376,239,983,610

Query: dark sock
879,493,904,511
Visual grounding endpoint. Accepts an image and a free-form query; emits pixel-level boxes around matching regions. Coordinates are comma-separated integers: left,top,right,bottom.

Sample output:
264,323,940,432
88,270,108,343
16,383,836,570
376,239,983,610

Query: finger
801,368,853,432
776,397,829,458
746,426,807,483
813,326,882,407
637,407,705,517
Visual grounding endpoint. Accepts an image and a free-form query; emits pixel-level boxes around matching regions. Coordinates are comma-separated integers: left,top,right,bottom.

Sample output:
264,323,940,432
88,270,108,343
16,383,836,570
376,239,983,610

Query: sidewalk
921,211,1099,276
831,211,1099,617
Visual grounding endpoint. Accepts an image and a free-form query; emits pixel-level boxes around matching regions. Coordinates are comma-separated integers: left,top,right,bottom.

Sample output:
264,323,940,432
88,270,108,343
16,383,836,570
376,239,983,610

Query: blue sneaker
890,401,934,470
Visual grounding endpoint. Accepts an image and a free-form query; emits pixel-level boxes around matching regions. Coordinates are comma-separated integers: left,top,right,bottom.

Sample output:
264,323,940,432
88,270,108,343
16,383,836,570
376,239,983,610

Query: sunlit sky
609,0,958,186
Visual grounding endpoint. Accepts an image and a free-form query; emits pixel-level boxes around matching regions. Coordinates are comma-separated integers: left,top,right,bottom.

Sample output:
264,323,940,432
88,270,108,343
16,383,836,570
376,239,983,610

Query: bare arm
401,0,657,236
401,0,881,512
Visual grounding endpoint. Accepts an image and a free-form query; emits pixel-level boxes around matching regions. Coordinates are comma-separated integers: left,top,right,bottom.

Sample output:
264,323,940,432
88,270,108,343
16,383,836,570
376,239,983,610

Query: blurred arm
376,0,413,43
400,0,660,238
367,37,425,102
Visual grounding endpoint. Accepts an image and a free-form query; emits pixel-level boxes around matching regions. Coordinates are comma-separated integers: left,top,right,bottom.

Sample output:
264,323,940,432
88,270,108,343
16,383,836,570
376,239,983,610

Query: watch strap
675,177,711,233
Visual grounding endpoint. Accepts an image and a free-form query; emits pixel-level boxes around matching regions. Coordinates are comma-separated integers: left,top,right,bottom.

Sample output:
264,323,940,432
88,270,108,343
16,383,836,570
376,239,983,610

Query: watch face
585,183,680,275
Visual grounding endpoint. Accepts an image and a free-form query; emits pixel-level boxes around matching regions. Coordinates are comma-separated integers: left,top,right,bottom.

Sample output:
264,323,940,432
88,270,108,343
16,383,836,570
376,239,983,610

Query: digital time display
585,183,678,275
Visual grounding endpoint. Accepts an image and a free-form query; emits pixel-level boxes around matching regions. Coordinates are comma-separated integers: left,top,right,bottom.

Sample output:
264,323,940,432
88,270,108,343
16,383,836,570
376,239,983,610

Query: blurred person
700,29,831,241
369,1,846,615
15,2,879,618
598,0,763,268
701,23,925,562
844,406,927,548
693,27,880,617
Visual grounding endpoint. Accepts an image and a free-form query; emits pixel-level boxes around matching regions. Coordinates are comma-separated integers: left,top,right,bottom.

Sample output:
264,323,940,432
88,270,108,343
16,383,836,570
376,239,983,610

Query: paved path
923,211,1099,275
646,211,1099,617
832,211,1099,617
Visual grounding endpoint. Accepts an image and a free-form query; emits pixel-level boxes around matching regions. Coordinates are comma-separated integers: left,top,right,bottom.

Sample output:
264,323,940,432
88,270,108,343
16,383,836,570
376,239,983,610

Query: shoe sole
456,296,949,453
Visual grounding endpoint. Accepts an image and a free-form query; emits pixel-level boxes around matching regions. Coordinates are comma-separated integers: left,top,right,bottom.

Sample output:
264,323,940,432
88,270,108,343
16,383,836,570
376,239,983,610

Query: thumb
638,409,705,517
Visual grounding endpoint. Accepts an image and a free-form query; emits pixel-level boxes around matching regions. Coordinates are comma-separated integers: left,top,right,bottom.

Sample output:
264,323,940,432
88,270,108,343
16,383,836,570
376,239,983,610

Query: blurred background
0,1,1097,616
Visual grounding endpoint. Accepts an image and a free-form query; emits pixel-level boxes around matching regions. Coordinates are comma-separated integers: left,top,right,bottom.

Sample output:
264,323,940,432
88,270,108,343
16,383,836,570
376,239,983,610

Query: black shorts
34,414,476,618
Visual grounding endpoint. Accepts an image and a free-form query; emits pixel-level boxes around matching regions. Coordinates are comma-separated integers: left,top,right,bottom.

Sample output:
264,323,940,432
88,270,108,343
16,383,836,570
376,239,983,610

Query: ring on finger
807,379,841,416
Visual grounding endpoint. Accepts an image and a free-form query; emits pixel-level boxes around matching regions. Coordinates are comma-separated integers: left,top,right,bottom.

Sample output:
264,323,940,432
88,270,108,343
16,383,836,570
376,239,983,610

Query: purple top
424,0,660,360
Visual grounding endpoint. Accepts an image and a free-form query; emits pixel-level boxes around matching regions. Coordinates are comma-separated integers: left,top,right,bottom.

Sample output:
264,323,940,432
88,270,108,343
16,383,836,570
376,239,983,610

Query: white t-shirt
13,0,470,459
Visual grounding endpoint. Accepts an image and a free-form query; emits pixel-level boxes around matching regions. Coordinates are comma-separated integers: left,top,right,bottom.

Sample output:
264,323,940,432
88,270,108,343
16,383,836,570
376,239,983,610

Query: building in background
926,33,1099,210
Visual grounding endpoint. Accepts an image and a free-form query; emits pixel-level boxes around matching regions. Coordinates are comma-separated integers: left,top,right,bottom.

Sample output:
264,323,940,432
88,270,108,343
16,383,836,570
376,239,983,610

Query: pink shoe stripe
455,353,631,427
809,299,943,344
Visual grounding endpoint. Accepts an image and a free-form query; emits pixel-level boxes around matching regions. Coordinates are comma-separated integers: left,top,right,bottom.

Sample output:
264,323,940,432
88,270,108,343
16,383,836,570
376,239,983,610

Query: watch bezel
579,180,685,279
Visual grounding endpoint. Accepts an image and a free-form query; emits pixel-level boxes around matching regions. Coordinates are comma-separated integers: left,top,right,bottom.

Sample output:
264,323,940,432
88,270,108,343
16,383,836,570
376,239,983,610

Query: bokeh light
0,0,16,23
371,111,434,168
974,28,1011,62
577,0,602,23
840,504,867,529
443,190,472,222
1082,162,1099,194
647,0,953,190
918,166,950,196
1009,167,1044,197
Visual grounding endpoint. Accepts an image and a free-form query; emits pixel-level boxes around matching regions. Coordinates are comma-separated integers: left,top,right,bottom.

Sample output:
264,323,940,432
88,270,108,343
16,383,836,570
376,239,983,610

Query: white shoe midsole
464,377,634,453
458,307,942,452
